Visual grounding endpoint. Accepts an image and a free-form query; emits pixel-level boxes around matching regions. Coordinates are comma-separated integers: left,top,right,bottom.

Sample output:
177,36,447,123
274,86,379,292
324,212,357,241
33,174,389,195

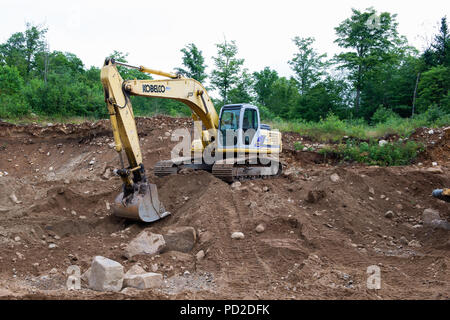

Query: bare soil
0,116,448,300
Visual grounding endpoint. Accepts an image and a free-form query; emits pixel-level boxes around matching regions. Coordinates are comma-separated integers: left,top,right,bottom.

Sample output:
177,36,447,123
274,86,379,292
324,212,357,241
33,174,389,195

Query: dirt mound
0,117,449,299
411,126,450,164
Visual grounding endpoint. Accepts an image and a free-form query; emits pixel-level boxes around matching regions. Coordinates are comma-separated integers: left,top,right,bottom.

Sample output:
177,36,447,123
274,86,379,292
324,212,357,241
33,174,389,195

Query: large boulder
88,256,124,292
162,227,197,253
124,231,166,259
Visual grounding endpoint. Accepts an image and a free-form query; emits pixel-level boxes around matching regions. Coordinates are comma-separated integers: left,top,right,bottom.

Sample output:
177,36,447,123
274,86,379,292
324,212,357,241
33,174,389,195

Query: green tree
252,67,279,106
0,65,24,95
0,23,47,79
210,39,244,105
416,65,450,112
432,16,450,66
334,8,404,115
175,43,207,82
288,37,328,94
265,77,300,119
228,69,254,104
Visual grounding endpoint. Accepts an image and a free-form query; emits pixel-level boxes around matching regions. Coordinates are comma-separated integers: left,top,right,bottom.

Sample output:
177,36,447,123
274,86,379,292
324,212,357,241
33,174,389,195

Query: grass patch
268,110,450,142
319,140,424,166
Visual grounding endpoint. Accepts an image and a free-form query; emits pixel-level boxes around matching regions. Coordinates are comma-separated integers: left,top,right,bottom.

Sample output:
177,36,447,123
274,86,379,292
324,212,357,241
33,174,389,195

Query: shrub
320,140,423,166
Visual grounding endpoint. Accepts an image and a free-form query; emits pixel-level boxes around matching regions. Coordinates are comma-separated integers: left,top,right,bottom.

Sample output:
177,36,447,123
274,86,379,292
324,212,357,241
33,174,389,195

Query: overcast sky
1,0,448,80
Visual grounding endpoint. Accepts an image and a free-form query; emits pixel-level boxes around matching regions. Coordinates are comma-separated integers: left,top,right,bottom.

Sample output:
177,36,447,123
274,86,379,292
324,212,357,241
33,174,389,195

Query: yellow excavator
100,58,282,222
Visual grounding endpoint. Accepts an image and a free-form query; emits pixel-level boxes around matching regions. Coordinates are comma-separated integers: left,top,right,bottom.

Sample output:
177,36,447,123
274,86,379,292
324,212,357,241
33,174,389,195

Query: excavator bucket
112,182,170,222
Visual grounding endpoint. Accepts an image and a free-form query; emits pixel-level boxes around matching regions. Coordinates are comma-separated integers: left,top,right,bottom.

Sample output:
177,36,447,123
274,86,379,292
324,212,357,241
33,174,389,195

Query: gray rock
378,140,388,146
408,240,422,248
123,272,163,289
124,231,166,259
196,250,205,261
231,181,241,189
88,256,124,292
162,227,196,253
330,173,340,182
231,232,245,240
399,236,408,245
125,264,146,276
384,211,395,219
255,224,265,233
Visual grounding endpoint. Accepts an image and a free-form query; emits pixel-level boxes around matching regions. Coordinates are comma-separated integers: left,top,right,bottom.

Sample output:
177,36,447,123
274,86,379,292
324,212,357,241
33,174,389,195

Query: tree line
0,8,449,124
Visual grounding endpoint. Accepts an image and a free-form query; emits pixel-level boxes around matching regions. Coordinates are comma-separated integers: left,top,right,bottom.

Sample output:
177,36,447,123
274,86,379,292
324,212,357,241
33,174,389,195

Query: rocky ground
0,116,449,300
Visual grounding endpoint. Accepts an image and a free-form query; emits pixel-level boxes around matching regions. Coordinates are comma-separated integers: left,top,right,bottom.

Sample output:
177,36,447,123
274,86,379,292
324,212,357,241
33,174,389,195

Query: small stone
151,263,159,272
14,236,21,242
378,140,388,146
49,268,58,274
9,194,22,204
330,173,340,182
399,236,408,245
231,181,241,189
48,244,57,249
432,162,438,166
368,187,375,195
196,250,205,261
231,232,245,240
255,224,265,233
408,240,422,248
384,211,394,219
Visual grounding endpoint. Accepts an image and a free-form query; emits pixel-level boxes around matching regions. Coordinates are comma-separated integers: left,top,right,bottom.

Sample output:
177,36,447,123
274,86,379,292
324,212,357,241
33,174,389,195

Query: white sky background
0,0,448,82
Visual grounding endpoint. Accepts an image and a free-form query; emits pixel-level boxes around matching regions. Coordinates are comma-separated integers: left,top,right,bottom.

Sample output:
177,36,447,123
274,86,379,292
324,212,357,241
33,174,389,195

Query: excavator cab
217,104,278,154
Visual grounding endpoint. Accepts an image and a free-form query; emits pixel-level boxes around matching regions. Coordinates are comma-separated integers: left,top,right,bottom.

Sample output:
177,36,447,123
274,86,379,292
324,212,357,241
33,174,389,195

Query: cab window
243,109,258,144
220,109,241,146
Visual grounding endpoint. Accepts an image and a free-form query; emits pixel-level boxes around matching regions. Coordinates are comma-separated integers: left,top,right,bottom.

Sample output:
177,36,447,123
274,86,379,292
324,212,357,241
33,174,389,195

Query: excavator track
154,160,178,177
155,156,282,183
154,157,213,177
212,156,282,182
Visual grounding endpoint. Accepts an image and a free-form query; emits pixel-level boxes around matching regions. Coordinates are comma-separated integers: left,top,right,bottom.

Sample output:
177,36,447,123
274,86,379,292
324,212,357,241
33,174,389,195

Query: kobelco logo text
142,84,165,93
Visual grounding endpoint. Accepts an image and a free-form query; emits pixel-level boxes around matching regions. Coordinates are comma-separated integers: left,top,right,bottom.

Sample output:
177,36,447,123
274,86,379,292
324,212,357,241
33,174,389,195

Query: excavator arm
100,58,173,222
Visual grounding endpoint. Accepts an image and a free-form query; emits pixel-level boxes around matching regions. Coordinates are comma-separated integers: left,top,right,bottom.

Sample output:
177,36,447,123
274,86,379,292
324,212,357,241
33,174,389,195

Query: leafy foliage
210,40,244,105
175,43,207,82
320,140,423,166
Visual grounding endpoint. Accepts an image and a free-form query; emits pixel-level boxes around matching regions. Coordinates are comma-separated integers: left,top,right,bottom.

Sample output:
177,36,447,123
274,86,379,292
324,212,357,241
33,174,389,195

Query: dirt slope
0,116,448,299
